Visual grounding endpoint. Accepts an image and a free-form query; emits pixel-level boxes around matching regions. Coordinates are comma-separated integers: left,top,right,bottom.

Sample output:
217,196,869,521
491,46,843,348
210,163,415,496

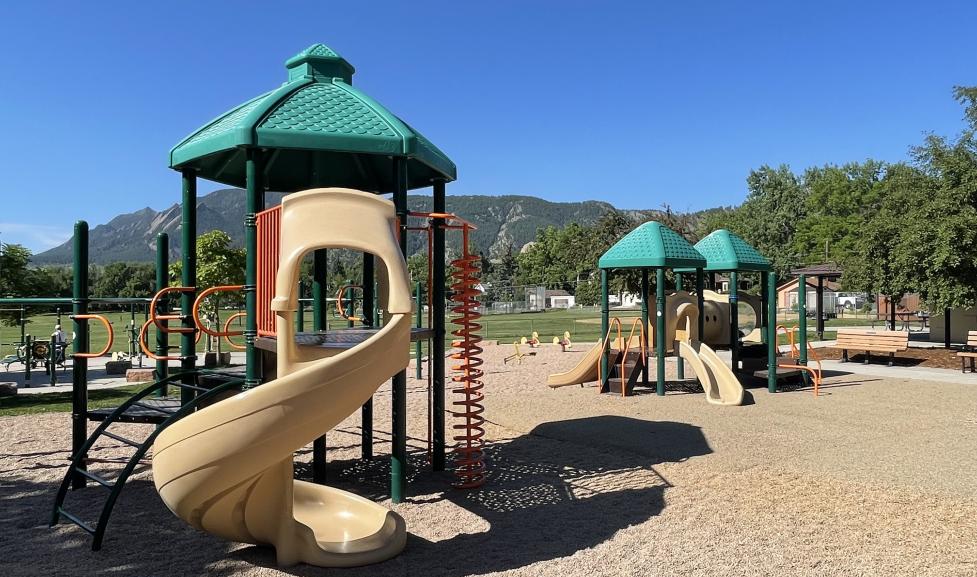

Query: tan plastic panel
152,188,411,567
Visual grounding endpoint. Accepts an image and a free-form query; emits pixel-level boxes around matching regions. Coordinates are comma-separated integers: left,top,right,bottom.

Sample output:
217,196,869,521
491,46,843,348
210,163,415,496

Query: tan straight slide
678,340,744,406
546,338,626,388
152,189,411,567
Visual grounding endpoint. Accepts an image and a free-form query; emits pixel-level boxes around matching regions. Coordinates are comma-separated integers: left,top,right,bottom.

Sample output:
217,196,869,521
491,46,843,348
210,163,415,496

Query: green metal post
391,158,408,502
656,268,666,396
181,170,198,401
415,282,423,380
760,272,768,344
361,253,375,461
696,269,705,343
345,286,355,328
295,281,305,333
767,272,778,392
431,180,447,472
640,270,649,386
19,306,26,348
798,274,808,383
729,270,739,372
71,220,89,489
155,232,169,395
675,273,684,380
24,334,32,387
312,250,328,331
600,269,609,390
243,153,262,390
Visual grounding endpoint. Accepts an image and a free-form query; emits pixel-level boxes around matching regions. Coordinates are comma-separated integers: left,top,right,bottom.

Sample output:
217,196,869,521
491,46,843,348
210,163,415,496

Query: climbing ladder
50,370,243,550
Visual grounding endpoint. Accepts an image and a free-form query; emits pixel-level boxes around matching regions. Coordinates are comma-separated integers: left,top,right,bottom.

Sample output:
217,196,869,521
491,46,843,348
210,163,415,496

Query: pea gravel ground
1,343,976,577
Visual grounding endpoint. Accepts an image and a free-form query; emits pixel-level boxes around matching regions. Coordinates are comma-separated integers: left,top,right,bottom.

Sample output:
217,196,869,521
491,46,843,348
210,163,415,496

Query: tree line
503,86,977,312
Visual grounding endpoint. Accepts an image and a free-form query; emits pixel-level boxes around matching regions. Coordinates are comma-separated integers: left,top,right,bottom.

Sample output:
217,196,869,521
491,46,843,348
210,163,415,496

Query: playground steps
604,351,643,396
51,371,243,551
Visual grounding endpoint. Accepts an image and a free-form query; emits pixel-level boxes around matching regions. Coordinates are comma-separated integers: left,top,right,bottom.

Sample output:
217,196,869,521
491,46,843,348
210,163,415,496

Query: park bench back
836,329,909,352
968,330,977,348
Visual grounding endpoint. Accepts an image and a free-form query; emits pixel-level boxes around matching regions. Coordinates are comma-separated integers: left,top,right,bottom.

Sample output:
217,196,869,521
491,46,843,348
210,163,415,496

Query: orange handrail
70,314,114,358
223,313,246,350
596,317,623,393
150,286,197,334
137,318,201,361
775,324,823,396
192,285,244,337
336,284,363,323
619,317,646,397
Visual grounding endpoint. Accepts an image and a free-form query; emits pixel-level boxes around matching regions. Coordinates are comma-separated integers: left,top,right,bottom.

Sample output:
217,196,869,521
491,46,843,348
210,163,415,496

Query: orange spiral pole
449,225,486,489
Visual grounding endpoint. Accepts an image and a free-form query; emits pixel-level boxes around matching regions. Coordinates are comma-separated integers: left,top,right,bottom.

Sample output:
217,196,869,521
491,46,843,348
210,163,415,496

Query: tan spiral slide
152,189,411,567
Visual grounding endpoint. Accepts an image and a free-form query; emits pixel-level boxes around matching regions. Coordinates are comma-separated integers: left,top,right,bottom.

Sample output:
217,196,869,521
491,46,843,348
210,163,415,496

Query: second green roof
691,229,771,272
598,222,706,269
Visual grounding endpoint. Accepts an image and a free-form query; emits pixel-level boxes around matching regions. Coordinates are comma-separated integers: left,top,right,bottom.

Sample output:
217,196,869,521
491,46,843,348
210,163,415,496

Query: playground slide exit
151,189,411,567
678,340,744,406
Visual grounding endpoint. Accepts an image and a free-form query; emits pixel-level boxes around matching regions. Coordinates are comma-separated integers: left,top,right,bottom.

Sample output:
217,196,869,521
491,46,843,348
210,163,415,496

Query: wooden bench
835,329,909,366
957,330,977,373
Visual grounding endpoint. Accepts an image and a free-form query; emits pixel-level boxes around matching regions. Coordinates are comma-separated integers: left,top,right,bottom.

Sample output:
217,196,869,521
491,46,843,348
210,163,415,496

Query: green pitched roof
692,229,771,272
598,222,706,269
170,43,456,192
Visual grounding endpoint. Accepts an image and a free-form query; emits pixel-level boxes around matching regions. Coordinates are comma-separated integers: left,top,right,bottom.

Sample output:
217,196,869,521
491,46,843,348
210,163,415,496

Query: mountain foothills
31,190,623,265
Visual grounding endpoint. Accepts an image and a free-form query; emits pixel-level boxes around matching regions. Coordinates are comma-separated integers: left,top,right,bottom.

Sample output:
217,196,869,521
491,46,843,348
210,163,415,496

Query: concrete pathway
0,352,247,395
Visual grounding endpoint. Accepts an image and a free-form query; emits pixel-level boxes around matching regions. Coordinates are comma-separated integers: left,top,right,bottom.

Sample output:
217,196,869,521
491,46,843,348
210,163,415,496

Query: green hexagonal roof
170,43,456,192
598,221,706,269
692,229,771,272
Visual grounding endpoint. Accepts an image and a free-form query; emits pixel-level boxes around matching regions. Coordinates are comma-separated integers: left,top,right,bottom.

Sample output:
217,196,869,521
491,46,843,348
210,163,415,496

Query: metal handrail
192,285,244,337
69,314,114,358
149,286,196,334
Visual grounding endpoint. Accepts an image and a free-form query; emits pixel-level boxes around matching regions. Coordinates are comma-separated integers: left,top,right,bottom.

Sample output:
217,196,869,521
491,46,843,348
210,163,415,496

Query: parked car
837,292,868,310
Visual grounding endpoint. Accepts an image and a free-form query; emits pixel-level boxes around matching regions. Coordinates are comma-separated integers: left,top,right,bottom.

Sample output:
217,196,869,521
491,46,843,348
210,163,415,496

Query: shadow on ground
2,416,709,577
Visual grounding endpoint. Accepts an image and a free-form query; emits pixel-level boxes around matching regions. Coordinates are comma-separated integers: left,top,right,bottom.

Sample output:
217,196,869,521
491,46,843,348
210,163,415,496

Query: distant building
545,289,575,309
776,277,841,310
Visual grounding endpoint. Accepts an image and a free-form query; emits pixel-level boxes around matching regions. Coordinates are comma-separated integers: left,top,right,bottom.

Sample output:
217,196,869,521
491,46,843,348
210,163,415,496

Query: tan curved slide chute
152,189,411,567
678,340,745,406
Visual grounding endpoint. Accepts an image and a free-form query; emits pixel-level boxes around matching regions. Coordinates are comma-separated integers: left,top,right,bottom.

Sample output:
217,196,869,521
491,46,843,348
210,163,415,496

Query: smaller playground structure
547,224,790,405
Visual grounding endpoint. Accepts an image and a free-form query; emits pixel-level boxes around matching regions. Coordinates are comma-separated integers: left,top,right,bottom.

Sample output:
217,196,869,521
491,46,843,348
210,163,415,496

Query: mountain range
32,189,623,264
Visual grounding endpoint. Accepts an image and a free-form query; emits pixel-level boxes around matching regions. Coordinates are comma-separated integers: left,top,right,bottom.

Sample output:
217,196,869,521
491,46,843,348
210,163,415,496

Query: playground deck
1,345,975,576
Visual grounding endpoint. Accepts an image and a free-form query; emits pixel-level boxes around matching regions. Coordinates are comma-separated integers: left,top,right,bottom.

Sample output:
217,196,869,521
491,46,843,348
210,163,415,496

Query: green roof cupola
285,44,355,84
169,42,456,191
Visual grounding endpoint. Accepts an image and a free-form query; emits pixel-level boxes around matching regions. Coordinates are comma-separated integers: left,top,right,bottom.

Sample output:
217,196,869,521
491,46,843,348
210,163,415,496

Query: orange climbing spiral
449,225,486,488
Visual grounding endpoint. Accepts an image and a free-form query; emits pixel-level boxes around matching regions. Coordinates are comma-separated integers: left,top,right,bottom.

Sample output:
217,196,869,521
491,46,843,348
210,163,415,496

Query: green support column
816,276,825,340
312,250,328,331
155,233,169,395
696,269,705,341
798,274,809,384
243,153,262,390
361,253,375,460
295,280,305,332
391,158,409,503
71,221,89,490
675,273,684,379
729,270,739,372
767,272,778,392
760,272,768,343
431,180,447,472
640,270,649,386
415,282,423,379
600,269,610,390
655,268,666,396
181,169,198,401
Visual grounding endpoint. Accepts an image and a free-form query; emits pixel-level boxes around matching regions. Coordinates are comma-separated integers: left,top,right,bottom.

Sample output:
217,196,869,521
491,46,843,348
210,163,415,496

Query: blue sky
1,0,974,252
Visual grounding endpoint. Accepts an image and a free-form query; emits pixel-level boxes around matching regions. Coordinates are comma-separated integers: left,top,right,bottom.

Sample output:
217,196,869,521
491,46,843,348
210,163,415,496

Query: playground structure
548,225,785,403
46,44,485,567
